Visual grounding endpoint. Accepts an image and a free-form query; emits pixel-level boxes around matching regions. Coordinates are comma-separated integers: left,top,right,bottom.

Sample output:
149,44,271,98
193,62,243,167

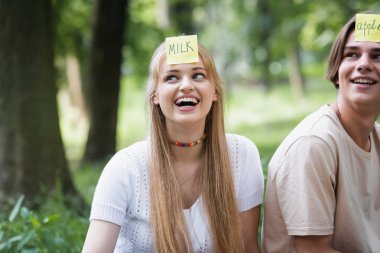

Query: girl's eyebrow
164,69,180,73
164,67,206,73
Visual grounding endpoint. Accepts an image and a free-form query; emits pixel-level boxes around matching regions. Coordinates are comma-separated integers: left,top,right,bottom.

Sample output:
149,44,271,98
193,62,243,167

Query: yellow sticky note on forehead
355,14,380,42
165,35,199,64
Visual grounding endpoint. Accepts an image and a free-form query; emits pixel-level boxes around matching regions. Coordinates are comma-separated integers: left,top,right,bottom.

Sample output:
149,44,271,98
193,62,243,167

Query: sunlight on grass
58,88,88,164
73,163,105,204
117,80,148,149
225,80,336,169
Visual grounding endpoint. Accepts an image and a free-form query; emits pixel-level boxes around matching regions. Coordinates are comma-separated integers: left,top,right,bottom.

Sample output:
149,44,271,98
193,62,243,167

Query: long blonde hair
147,42,244,253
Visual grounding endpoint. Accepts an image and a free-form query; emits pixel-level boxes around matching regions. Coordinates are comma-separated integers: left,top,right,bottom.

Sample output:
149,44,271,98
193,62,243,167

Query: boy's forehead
346,31,380,48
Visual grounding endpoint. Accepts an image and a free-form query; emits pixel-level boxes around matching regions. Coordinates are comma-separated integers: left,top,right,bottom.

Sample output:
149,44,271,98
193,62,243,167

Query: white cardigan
90,133,264,253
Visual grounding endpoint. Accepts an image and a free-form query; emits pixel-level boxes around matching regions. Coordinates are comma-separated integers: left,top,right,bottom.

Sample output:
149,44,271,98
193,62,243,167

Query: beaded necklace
169,134,206,147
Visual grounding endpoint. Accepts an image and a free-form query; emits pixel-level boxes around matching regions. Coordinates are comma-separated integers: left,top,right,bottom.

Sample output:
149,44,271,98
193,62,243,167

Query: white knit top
90,133,264,253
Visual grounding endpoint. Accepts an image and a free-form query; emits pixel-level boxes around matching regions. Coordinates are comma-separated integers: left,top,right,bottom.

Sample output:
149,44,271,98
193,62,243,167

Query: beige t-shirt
262,105,380,253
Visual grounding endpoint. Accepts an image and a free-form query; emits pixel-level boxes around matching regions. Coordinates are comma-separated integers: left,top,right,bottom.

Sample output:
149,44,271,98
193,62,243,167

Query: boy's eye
373,54,380,60
345,52,358,58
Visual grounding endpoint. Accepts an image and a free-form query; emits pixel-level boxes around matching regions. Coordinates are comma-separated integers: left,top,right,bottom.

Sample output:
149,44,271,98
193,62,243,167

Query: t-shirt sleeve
236,136,264,211
276,135,337,236
89,150,132,226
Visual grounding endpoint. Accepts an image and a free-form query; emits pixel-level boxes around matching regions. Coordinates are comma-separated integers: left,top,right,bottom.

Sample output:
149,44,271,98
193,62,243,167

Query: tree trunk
255,0,272,91
83,0,128,163
0,0,77,203
66,55,87,122
156,0,169,29
170,0,195,35
286,40,305,100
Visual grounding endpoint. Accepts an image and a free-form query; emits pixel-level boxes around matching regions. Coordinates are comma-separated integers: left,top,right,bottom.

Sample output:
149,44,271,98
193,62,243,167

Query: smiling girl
82,40,264,253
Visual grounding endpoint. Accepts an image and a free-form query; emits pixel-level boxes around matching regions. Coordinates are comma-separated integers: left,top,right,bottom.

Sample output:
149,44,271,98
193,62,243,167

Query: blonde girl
82,41,264,253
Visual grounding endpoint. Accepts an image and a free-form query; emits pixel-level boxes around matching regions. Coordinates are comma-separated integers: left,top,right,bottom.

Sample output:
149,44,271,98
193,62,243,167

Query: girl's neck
166,120,206,143
172,140,204,163
171,139,204,209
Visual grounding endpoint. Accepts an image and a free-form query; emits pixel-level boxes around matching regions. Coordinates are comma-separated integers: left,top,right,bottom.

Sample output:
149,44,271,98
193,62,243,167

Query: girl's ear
153,91,159,105
212,91,218,101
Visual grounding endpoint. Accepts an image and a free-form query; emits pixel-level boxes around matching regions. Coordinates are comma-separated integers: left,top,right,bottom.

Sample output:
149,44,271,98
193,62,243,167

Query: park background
1,0,379,251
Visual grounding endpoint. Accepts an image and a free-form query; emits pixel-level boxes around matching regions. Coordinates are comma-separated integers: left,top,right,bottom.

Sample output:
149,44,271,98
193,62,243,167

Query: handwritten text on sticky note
355,14,380,42
165,35,199,64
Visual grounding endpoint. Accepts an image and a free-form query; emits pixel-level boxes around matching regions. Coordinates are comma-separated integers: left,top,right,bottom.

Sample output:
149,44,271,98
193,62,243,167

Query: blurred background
1,0,379,251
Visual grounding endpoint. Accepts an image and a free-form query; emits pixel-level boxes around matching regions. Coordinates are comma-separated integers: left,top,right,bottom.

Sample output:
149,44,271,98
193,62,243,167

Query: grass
225,80,335,168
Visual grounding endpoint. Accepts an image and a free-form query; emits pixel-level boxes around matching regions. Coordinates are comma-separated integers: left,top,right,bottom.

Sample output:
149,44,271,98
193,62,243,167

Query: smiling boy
262,12,380,253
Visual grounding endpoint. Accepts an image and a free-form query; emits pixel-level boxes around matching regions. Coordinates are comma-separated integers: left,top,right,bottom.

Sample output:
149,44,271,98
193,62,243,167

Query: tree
169,0,196,35
263,0,308,98
53,0,92,122
0,0,78,203
82,0,128,163
251,0,273,90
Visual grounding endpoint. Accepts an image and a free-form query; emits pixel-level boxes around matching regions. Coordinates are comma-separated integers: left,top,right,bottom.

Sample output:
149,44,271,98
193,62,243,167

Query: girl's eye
165,75,178,82
193,73,206,80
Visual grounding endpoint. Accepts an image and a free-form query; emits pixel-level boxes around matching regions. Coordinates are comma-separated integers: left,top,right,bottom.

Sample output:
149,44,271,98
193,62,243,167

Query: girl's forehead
159,58,206,73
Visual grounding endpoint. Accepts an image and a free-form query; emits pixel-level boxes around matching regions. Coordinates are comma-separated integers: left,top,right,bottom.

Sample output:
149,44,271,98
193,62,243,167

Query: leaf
42,213,59,224
20,207,30,219
21,248,38,253
6,234,23,244
17,230,37,250
0,242,7,250
30,217,41,229
9,195,25,222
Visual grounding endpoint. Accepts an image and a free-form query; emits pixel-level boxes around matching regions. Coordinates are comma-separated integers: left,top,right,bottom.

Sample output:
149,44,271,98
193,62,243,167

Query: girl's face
153,58,217,131
337,31,380,109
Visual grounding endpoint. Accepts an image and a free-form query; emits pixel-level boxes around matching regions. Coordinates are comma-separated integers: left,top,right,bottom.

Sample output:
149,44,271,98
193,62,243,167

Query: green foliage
72,162,105,204
117,78,148,148
52,0,93,89
53,0,92,57
0,195,89,252
124,0,165,85
225,79,336,170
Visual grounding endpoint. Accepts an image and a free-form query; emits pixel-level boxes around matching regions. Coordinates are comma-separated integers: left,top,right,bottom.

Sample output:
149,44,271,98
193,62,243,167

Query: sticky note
165,35,199,64
355,14,380,42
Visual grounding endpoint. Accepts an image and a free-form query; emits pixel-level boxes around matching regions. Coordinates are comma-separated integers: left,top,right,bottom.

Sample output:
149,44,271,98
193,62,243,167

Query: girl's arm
240,205,262,253
82,220,121,253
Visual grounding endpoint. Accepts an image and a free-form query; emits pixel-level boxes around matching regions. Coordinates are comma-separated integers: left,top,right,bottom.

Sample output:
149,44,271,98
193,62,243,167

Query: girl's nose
179,77,194,92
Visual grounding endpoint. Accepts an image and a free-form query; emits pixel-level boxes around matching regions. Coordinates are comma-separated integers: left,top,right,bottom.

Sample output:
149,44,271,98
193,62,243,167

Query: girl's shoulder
226,133,259,154
115,140,149,160
105,140,149,176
